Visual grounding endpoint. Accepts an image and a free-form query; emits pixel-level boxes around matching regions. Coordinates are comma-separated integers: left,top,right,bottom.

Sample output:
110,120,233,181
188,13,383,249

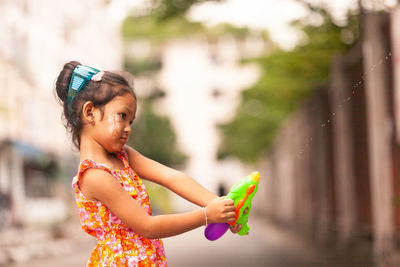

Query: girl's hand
205,197,236,224
230,224,242,234
230,207,249,234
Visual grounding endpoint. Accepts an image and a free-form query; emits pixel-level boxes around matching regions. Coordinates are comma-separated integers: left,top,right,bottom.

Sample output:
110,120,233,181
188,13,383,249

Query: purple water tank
204,223,230,241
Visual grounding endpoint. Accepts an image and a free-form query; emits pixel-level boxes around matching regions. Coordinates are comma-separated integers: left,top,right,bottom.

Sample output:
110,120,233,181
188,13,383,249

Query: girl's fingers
222,199,235,211
225,205,236,212
227,211,236,219
230,224,242,234
223,199,234,206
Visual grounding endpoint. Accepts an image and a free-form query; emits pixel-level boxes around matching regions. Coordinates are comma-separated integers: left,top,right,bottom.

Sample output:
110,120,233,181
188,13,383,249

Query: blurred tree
218,4,360,163
127,99,187,168
121,0,269,212
127,97,187,213
122,0,268,169
149,0,221,21
122,4,251,43
122,0,211,169
122,14,205,42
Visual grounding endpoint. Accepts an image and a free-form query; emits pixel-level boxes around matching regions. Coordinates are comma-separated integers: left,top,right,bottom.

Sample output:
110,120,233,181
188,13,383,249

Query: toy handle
204,223,230,241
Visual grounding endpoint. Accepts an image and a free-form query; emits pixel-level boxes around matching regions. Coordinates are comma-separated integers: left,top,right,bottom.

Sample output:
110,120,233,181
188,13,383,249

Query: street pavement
3,215,372,266
163,216,323,267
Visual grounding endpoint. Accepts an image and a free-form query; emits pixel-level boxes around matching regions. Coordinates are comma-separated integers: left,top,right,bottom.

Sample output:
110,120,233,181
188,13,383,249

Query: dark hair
54,61,136,149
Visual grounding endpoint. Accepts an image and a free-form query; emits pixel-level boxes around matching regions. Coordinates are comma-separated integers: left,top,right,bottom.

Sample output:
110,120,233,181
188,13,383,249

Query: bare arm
78,168,235,239
124,146,218,207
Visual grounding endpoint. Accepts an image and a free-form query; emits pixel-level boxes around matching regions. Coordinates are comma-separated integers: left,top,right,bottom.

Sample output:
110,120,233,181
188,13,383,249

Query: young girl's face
94,93,136,153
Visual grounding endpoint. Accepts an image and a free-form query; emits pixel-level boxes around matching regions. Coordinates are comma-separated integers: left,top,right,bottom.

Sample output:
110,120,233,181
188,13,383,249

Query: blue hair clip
67,65,100,116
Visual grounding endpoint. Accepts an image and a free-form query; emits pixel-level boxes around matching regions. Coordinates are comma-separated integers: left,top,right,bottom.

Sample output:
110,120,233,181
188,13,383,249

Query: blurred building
0,0,123,227
0,59,68,227
158,37,263,194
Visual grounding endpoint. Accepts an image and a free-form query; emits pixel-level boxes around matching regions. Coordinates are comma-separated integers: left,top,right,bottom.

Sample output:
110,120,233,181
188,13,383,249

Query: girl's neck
79,137,121,169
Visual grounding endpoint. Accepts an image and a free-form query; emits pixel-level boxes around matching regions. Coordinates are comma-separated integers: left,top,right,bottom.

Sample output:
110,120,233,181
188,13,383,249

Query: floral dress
72,150,168,266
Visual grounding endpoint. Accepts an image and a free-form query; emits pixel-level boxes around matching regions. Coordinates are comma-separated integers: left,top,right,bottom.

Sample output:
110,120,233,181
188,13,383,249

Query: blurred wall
254,7,400,266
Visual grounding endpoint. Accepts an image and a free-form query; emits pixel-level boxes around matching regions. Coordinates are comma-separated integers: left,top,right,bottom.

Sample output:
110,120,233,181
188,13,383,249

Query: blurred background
0,0,400,266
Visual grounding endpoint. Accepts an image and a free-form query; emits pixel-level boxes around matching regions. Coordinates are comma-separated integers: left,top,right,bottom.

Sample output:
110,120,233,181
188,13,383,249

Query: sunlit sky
111,0,361,49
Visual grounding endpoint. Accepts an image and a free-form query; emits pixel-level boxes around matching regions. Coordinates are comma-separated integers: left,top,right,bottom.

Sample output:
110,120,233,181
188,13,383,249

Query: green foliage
218,11,360,163
127,98,185,213
147,0,219,22
122,15,252,44
143,180,174,214
124,58,162,75
121,0,255,43
121,0,223,42
122,0,263,165
122,15,205,42
128,100,187,168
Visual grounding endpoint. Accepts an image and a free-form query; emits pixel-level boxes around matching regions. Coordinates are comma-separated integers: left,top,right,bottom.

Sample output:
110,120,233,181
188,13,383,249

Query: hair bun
55,61,81,103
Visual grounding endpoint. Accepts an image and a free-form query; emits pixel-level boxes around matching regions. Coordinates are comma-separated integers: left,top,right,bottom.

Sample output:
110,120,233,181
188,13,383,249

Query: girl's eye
119,113,127,120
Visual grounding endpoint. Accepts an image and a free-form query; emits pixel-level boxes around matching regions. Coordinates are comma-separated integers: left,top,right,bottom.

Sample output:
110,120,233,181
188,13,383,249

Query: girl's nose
124,124,131,134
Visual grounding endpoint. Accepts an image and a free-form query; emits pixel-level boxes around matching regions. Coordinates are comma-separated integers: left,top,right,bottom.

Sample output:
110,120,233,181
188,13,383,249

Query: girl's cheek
107,115,122,136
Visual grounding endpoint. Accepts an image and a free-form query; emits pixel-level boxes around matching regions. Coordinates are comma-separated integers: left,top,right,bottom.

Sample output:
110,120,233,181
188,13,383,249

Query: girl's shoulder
72,158,114,189
75,166,129,204
80,158,113,173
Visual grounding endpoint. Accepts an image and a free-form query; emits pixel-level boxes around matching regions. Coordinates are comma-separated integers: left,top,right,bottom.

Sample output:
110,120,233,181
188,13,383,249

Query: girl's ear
82,101,96,124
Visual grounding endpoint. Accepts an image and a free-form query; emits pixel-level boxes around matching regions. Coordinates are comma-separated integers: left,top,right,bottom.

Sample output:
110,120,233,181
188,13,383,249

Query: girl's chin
104,140,126,153
106,145,124,153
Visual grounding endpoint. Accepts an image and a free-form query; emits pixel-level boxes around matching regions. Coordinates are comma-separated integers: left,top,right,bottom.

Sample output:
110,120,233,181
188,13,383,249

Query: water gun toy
204,171,260,241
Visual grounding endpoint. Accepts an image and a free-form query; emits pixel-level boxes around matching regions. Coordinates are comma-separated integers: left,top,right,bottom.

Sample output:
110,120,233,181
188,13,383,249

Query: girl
55,61,239,266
